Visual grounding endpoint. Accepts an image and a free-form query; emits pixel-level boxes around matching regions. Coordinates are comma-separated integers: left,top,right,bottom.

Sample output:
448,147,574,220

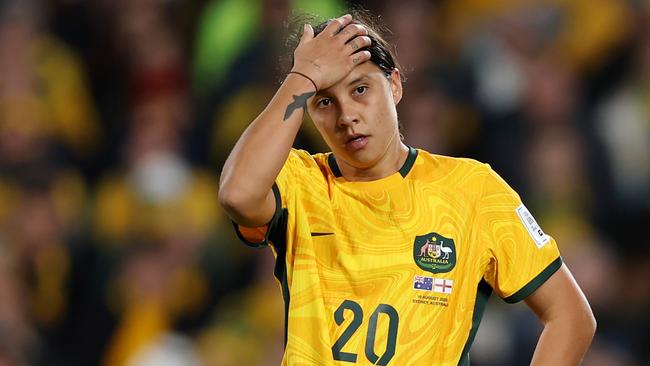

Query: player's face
307,61,403,173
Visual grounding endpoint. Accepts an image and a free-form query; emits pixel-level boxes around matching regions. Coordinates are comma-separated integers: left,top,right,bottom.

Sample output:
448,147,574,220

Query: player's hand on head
292,14,372,91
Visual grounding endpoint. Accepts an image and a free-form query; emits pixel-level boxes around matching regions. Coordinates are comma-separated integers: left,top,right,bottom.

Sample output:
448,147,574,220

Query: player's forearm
218,74,315,218
530,309,596,365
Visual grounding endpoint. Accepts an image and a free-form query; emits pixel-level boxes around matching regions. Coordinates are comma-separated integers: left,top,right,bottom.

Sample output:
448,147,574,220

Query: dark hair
281,8,404,81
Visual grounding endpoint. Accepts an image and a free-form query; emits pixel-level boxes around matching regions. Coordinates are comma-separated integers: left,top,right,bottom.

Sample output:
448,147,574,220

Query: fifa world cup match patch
515,204,550,248
412,275,453,307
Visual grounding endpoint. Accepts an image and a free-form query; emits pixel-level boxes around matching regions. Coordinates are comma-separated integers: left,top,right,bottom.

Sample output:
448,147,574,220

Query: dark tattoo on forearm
283,91,316,121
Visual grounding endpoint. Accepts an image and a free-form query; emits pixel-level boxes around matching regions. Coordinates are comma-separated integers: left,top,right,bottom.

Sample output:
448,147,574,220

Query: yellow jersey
234,147,561,366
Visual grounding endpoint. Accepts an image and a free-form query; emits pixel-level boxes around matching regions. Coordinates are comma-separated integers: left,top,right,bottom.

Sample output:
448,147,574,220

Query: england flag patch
433,278,454,294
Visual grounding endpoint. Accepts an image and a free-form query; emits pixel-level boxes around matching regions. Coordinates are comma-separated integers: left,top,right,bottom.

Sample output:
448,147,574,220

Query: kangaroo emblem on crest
418,239,435,257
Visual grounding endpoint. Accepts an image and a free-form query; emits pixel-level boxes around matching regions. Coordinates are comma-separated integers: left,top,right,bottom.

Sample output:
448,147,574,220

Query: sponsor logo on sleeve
515,204,550,248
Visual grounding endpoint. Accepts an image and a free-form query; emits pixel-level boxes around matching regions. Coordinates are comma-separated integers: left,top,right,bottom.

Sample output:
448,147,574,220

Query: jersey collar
327,146,418,179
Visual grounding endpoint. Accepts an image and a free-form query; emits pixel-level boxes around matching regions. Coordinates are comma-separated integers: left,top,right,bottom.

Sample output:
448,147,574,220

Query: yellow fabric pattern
237,148,561,365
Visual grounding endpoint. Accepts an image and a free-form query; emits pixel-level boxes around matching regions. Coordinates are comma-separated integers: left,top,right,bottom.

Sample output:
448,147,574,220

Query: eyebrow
313,74,370,99
347,75,369,87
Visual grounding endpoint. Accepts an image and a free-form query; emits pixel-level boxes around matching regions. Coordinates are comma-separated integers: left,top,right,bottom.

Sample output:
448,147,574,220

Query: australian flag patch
413,275,433,291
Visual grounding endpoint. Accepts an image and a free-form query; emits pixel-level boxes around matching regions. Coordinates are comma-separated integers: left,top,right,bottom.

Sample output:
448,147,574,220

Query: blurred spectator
381,0,446,153
0,0,648,364
596,15,650,215
0,252,38,366
0,0,101,172
90,4,255,364
94,65,223,366
195,254,284,366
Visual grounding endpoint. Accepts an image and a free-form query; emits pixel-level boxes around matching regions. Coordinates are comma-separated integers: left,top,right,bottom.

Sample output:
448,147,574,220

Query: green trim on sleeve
268,205,289,348
231,183,291,348
504,257,563,303
232,183,283,247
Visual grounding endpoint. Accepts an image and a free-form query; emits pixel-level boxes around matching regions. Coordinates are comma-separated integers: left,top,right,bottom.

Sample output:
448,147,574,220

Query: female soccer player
219,12,596,365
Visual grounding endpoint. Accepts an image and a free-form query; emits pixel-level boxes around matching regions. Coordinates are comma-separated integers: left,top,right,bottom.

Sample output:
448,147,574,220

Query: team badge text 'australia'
413,232,456,274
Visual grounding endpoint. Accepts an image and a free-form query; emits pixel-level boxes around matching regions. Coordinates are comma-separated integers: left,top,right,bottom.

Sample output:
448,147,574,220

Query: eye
353,85,368,96
316,98,332,108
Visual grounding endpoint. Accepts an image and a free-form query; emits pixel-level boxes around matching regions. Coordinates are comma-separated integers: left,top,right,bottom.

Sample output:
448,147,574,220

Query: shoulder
409,149,513,202
412,149,492,181
280,148,332,181
415,149,485,168
285,149,326,169
285,148,315,165
415,150,521,202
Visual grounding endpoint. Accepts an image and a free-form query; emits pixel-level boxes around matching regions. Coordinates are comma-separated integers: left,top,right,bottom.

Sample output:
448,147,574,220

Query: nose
336,103,359,129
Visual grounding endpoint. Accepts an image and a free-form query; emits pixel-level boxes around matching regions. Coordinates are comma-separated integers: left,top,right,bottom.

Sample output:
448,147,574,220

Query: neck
337,141,409,182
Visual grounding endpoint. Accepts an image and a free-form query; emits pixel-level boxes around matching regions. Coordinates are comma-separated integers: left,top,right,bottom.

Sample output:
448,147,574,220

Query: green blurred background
0,0,648,365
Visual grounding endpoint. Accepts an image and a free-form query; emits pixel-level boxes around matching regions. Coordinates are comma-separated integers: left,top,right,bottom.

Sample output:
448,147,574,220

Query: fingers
300,23,314,44
337,23,368,42
347,35,372,53
323,14,352,36
293,14,372,88
350,50,371,66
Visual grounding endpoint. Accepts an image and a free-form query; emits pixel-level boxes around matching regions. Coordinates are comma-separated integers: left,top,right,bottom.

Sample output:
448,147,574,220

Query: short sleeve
233,183,284,247
479,165,562,303
232,149,314,247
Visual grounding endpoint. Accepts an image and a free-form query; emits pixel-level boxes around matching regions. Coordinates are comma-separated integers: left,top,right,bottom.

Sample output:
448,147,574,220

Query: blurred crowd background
0,0,648,365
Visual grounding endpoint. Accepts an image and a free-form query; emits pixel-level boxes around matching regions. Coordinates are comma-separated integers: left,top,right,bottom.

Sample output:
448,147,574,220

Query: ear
389,68,403,105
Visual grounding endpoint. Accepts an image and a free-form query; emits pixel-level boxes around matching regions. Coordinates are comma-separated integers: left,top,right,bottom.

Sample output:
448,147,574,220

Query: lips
345,134,369,151
346,134,366,143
